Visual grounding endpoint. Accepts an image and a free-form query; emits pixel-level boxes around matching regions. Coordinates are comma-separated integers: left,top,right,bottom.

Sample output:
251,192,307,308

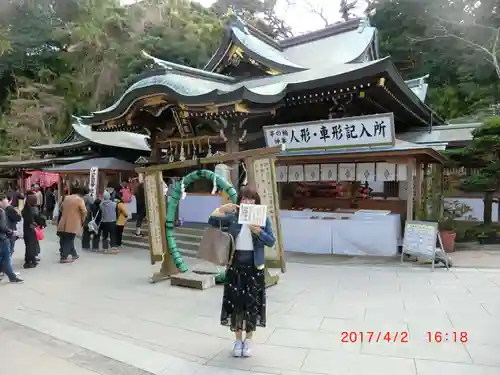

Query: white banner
356,163,376,182
376,163,396,181
397,164,408,181
338,163,356,181
275,165,288,182
263,113,395,150
320,164,338,181
288,165,304,182
304,164,320,181
89,167,99,199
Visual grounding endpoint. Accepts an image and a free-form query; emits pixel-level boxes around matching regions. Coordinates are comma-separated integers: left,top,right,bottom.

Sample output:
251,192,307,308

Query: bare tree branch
302,0,330,27
408,19,500,80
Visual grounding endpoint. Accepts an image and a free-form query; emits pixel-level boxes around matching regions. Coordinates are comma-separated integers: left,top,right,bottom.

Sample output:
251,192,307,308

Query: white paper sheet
238,204,267,226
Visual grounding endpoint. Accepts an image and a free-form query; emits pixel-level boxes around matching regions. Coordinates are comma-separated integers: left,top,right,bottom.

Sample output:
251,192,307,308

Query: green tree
211,0,292,38
447,117,500,224
368,0,499,120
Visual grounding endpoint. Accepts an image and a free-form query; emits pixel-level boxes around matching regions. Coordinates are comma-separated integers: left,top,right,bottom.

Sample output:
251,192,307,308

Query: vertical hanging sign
251,157,286,271
144,171,168,261
89,167,99,199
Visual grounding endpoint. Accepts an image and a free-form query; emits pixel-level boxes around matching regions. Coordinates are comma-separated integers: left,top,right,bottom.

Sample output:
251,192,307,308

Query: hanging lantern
212,163,231,194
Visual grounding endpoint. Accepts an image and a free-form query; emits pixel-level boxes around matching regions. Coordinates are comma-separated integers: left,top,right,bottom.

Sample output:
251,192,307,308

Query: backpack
88,210,100,234
120,187,132,203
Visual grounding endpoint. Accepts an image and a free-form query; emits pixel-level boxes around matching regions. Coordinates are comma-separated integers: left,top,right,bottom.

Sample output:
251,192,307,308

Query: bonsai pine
446,117,500,225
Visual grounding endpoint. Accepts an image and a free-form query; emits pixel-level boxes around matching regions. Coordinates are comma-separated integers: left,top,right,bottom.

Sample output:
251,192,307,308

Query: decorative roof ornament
357,12,374,33
135,156,149,165
230,14,250,35
72,115,84,126
141,50,173,71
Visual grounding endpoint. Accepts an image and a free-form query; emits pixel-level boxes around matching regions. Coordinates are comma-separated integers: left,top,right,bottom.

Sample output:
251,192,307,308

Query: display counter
281,209,401,256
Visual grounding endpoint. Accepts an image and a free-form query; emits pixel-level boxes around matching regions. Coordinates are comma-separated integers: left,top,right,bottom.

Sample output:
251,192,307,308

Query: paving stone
415,360,500,375
1,226,500,375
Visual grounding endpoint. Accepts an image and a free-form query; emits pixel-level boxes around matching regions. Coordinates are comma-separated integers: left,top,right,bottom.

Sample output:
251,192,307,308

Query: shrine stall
45,157,139,212
265,113,445,256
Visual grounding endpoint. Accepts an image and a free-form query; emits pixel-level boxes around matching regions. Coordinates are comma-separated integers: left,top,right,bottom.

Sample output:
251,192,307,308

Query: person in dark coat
81,187,95,250
44,187,56,221
135,183,146,237
5,192,21,254
0,194,23,283
22,193,46,269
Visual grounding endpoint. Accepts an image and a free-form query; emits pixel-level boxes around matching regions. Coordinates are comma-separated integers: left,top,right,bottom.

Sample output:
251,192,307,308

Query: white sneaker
242,340,252,357
232,340,243,357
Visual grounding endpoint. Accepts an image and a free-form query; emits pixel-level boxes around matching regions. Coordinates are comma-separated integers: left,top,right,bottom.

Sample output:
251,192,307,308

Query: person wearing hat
99,191,119,254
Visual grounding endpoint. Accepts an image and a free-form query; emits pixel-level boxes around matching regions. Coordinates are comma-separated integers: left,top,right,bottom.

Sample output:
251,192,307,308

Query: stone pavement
1,227,500,375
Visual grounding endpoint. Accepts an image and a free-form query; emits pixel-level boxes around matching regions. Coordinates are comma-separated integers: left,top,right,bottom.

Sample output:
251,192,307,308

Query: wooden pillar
246,155,286,286
414,160,422,220
225,122,239,188
144,170,176,283
406,158,416,221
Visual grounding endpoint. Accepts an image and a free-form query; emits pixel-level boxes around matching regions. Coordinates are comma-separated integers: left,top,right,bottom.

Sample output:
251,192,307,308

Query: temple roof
205,16,378,72
72,121,150,151
279,139,446,164
85,57,443,127
0,155,88,169
44,157,138,173
404,75,430,102
31,119,151,153
81,16,442,128
398,123,481,146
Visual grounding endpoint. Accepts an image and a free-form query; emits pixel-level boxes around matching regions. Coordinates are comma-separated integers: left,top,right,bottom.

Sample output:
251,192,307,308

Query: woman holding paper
208,186,275,358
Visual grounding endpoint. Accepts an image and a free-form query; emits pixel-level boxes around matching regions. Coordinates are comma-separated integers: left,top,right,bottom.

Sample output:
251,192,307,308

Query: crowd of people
1,179,275,358
0,180,146,283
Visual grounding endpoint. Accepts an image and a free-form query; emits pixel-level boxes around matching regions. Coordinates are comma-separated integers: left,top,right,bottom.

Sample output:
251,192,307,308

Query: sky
120,0,367,34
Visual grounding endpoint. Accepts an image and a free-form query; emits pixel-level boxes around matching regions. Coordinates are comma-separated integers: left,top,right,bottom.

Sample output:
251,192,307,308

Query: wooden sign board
401,220,449,270
249,157,286,272
144,171,168,262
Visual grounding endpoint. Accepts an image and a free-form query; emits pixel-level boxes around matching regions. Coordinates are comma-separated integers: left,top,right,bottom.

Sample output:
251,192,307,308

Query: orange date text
340,331,409,343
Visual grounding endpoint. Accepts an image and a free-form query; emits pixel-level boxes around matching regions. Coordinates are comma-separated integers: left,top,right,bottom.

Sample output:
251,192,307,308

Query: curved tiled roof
281,24,377,66
85,58,393,123
205,16,376,72
72,122,150,151
204,15,305,73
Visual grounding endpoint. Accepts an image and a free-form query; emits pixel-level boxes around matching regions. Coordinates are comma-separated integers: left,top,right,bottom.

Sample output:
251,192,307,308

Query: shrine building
73,15,459,259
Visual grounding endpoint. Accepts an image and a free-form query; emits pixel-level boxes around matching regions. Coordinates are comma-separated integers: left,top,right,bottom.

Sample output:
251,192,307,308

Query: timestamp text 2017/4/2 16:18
426,332,468,343
340,331,409,343
340,331,469,344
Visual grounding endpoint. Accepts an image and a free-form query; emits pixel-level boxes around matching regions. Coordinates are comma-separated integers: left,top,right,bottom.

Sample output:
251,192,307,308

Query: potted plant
439,200,472,252
476,226,499,244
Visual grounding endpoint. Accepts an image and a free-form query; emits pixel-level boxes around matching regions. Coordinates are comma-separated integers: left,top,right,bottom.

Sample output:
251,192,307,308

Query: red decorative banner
24,171,60,190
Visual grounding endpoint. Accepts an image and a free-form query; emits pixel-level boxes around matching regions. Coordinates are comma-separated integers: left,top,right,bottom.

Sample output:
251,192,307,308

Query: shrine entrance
136,145,285,287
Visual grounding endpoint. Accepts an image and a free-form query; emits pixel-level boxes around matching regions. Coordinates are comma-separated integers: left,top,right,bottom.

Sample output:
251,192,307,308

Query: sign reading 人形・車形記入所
263,113,395,151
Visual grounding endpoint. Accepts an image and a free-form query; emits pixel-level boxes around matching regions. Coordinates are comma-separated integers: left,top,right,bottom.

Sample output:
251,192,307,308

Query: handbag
197,226,235,266
88,211,100,234
35,226,44,241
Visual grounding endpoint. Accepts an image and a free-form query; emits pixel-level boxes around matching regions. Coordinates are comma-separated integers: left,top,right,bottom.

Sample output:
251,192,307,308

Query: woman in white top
208,186,275,358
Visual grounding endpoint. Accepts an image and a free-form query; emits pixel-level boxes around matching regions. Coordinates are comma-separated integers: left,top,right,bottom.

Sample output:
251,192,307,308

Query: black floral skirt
220,251,266,332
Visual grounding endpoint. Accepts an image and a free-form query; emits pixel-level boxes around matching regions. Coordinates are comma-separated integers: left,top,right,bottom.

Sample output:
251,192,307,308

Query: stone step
122,231,203,243
120,237,199,258
123,224,206,237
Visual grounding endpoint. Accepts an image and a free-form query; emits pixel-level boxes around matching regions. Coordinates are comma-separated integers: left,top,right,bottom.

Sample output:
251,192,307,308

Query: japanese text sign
263,113,395,151
238,204,267,226
89,167,99,199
